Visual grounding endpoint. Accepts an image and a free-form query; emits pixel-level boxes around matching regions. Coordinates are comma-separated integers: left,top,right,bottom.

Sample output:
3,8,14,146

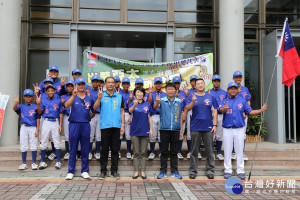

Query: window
128,11,167,22
80,9,120,21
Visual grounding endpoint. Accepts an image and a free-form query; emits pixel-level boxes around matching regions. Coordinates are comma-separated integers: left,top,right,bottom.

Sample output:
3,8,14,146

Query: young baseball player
114,76,122,93
220,82,267,180
13,89,39,170
148,77,166,160
61,80,74,160
36,84,63,170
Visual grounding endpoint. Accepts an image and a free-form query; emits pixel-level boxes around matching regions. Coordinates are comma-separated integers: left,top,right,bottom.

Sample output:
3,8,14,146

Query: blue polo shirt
120,89,130,113
62,93,72,115
16,104,39,126
159,96,183,131
40,97,63,118
176,90,188,107
100,92,124,129
186,93,218,131
188,88,197,95
238,86,251,102
208,88,227,114
90,88,100,113
129,101,151,136
151,91,166,115
69,95,94,123
221,95,253,128
41,93,60,101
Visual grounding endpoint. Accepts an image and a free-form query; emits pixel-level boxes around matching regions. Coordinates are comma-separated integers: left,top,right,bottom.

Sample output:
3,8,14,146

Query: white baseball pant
20,125,38,152
186,110,192,140
90,113,101,142
120,112,131,140
215,114,223,141
150,114,160,143
40,119,61,150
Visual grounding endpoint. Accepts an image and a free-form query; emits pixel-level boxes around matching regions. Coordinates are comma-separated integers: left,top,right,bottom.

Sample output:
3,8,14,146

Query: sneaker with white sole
231,153,237,160
216,154,224,160
39,162,47,170
88,153,92,160
64,152,70,160
126,152,132,159
19,163,27,170
48,153,56,161
243,154,249,161
177,153,184,160
95,153,100,160
198,152,202,159
118,152,121,159
55,162,62,169
159,154,161,158
65,173,74,180
108,151,111,158
148,153,155,160
81,172,90,179
31,163,38,170
187,152,191,159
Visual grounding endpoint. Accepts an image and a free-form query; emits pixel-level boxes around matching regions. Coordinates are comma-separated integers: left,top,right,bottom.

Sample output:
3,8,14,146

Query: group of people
14,65,267,180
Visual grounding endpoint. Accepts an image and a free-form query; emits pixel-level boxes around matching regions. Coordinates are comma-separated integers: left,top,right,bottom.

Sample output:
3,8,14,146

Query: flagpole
288,85,292,142
293,82,297,143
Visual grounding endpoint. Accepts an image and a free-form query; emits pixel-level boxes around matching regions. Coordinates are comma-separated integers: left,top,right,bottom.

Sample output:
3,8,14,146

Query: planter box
246,135,262,143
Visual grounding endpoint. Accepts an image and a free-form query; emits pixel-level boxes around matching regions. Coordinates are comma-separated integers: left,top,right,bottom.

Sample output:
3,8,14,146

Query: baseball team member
36,84,63,170
208,75,227,160
71,68,91,92
148,77,166,160
220,82,267,180
114,76,122,93
65,78,95,180
13,89,39,170
185,79,218,179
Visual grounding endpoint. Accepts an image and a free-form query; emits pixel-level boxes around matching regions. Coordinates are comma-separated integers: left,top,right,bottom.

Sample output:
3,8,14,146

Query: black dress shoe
132,174,139,179
189,174,196,179
141,175,147,179
207,174,214,179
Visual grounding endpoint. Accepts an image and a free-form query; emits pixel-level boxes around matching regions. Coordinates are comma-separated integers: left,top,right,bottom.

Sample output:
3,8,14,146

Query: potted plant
246,115,267,142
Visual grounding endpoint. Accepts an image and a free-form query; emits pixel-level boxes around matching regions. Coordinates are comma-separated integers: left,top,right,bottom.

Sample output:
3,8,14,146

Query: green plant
246,115,268,137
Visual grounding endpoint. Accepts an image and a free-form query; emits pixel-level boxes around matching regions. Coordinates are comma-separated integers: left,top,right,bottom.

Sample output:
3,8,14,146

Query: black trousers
160,130,179,173
100,128,120,173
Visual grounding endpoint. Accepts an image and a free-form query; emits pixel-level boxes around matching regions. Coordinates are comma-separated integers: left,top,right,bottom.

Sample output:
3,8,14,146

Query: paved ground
0,177,299,200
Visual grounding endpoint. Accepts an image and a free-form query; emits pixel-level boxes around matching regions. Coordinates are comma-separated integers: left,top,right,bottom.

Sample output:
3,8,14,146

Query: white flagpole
276,18,288,57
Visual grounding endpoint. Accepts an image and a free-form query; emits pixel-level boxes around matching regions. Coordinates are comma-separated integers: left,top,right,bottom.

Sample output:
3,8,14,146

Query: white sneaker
243,154,249,161
148,153,155,160
39,162,47,170
55,162,62,169
81,172,90,179
119,152,121,159
177,153,184,160
65,173,74,180
131,154,134,160
64,152,70,160
126,152,132,159
198,152,202,159
19,163,27,170
89,153,92,160
48,153,56,161
109,151,111,158
216,154,224,161
231,153,237,160
159,153,161,158
187,152,191,159
95,153,100,160
31,163,38,170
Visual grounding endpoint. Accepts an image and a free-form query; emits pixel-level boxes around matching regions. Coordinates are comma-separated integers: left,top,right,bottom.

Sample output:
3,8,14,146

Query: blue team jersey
129,101,151,136
188,88,197,95
176,90,187,107
90,88,100,113
143,92,149,102
151,91,167,115
40,97,63,118
221,95,253,128
69,96,94,123
186,93,218,131
62,93,72,115
16,104,39,126
238,86,251,102
39,79,63,95
208,88,227,114
41,93,60,101
120,89,130,113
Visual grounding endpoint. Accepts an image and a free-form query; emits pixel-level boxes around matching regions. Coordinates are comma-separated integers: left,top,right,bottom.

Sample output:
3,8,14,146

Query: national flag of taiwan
277,20,300,87
87,52,97,59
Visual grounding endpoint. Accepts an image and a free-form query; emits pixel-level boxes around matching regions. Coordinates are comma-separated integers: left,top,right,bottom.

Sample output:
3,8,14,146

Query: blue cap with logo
45,84,56,91
72,68,82,75
135,78,144,84
65,80,74,86
227,82,239,89
99,77,104,82
91,75,100,81
154,77,163,84
23,89,33,96
212,74,221,81
114,76,121,82
49,65,59,72
75,77,86,84
43,77,54,84
233,71,243,77
172,76,181,83
190,75,198,81
122,77,130,83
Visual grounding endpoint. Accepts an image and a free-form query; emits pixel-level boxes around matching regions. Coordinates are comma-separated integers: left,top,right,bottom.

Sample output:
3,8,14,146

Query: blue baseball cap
122,77,130,83
99,77,104,82
75,77,86,84
212,74,221,81
172,76,181,83
65,80,74,86
91,75,101,81
49,65,59,72
23,89,33,96
233,71,243,77
114,76,121,82
190,75,198,81
72,68,82,75
45,84,56,91
43,77,54,84
227,82,239,89
135,78,144,84
154,77,163,84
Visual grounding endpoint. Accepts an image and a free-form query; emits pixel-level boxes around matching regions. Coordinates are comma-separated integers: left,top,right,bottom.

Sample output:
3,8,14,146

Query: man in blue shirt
185,79,218,179
219,82,267,180
94,77,125,180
